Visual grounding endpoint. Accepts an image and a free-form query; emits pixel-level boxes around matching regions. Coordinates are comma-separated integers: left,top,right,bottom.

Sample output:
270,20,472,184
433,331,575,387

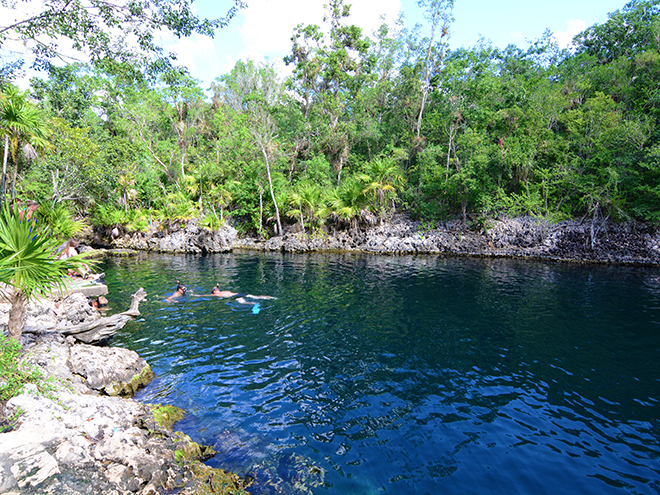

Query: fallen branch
24,288,147,345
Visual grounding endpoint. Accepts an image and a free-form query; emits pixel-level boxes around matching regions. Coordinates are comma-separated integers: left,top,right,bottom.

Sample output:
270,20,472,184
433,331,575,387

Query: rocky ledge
0,296,249,495
104,215,660,265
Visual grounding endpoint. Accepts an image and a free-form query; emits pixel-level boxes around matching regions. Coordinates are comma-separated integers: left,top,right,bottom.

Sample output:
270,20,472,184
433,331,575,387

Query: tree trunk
258,185,264,235
262,147,282,236
1,135,8,206
7,289,26,343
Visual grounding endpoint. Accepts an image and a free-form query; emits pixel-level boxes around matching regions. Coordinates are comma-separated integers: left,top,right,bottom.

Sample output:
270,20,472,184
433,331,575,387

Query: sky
164,0,629,89
0,0,629,90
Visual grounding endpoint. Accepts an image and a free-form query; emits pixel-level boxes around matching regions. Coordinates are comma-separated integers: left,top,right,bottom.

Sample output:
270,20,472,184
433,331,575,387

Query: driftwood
62,288,147,344
23,288,147,345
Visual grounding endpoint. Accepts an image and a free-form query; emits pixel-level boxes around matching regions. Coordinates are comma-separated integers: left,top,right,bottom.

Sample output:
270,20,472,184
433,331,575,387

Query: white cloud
168,34,218,76
556,19,587,49
237,0,402,64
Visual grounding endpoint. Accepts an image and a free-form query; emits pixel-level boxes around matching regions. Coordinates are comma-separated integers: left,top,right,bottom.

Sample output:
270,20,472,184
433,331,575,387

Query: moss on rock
189,462,251,495
174,431,216,462
150,404,186,430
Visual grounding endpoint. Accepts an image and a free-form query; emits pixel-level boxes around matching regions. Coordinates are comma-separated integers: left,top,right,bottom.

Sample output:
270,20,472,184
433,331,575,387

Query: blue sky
164,0,628,89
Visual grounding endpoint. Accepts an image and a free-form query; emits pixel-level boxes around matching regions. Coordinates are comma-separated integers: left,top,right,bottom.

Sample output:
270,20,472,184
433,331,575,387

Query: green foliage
91,205,156,232
0,204,93,301
4,0,660,229
37,204,87,242
163,192,199,221
0,0,244,75
200,213,225,231
0,333,41,401
0,84,50,204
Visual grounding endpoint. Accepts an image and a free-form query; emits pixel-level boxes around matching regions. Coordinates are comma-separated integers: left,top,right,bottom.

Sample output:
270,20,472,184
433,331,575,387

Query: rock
1,334,247,495
109,221,238,254
68,344,155,396
246,451,325,495
86,213,660,264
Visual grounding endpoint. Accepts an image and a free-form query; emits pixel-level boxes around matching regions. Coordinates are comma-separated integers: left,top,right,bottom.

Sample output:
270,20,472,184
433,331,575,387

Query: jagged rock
68,344,154,396
1,336,245,495
96,213,660,264
110,221,238,254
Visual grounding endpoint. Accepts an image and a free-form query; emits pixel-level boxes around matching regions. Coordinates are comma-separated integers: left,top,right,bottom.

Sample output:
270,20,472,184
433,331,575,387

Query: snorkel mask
176,281,187,294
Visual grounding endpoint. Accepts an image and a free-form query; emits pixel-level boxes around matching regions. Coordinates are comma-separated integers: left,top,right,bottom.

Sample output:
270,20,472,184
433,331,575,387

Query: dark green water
102,251,660,495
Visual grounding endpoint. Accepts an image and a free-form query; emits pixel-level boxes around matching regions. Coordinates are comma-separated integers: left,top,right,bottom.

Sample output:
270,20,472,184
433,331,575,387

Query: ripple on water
105,253,660,495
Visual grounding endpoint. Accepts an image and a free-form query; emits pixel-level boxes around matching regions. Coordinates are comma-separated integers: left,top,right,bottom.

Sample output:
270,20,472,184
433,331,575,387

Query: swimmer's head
176,280,187,294
211,284,220,295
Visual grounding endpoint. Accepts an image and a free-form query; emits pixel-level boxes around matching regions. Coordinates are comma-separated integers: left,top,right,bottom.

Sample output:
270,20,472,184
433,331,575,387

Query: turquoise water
103,252,660,495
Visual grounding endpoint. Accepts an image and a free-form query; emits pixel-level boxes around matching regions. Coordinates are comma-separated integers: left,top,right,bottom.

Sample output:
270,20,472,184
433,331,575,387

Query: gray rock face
233,215,660,265
111,221,238,254
68,344,155,396
97,213,660,264
0,337,205,495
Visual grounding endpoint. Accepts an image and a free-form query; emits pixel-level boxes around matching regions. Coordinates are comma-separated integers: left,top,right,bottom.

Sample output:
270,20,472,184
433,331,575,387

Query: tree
415,0,455,139
0,0,244,75
573,0,660,64
286,182,325,232
0,84,49,205
0,204,91,343
285,0,374,183
358,157,405,220
251,111,283,236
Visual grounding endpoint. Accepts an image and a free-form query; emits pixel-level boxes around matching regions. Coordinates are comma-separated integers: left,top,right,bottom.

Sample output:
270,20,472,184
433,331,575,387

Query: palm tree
324,177,367,231
0,85,50,205
287,184,325,233
0,204,92,344
358,157,405,221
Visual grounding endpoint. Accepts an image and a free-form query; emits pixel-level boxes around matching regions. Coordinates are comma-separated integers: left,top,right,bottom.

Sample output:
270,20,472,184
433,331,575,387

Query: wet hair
176,280,187,293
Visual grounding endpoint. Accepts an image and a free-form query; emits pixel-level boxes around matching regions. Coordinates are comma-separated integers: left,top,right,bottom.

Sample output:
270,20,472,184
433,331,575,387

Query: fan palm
287,183,326,233
358,157,405,219
324,178,367,230
0,205,93,343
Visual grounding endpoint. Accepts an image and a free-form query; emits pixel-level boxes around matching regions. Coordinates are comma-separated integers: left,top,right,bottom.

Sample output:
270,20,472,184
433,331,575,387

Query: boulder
68,344,154,396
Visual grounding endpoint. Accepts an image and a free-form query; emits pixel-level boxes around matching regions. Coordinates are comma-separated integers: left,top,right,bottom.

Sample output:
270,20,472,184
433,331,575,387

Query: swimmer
210,283,275,301
166,281,187,301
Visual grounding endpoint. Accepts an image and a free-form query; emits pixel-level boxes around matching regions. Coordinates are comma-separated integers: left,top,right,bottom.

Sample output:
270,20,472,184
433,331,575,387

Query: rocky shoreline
101,214,660,266
0,294,249,495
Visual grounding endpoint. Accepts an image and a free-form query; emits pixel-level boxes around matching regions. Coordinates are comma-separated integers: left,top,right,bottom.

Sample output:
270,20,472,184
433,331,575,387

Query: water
102,251,660,495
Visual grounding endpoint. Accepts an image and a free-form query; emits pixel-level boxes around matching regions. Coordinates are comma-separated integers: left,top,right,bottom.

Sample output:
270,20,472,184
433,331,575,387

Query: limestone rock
110,221,238,254
68,344,154,396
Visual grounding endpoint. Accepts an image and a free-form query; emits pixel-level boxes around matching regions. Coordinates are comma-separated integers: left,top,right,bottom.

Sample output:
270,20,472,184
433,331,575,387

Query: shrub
0,333,41,401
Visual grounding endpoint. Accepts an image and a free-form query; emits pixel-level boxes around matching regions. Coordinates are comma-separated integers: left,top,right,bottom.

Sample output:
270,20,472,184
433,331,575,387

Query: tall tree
415,0,455,139
285,0,374,183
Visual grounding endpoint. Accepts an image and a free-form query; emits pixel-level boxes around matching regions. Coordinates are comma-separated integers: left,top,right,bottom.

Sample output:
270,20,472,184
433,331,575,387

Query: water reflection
104,252,660,495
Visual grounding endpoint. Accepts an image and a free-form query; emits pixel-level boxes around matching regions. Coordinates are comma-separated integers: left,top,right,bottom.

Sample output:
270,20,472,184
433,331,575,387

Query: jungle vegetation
1,0,659,237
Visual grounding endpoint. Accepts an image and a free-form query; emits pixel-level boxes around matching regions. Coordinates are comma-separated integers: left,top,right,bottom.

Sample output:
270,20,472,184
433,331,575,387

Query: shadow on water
102,251,660,495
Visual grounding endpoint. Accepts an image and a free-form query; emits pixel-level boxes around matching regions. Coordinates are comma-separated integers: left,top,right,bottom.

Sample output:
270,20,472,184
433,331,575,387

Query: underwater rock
246,451,325,495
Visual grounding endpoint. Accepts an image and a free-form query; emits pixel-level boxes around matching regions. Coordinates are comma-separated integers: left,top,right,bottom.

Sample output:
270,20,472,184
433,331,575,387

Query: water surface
102,252,660,494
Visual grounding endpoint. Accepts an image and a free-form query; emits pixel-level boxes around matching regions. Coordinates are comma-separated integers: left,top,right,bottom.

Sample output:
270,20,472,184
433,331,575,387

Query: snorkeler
166,280,187,301
210,283,275,301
